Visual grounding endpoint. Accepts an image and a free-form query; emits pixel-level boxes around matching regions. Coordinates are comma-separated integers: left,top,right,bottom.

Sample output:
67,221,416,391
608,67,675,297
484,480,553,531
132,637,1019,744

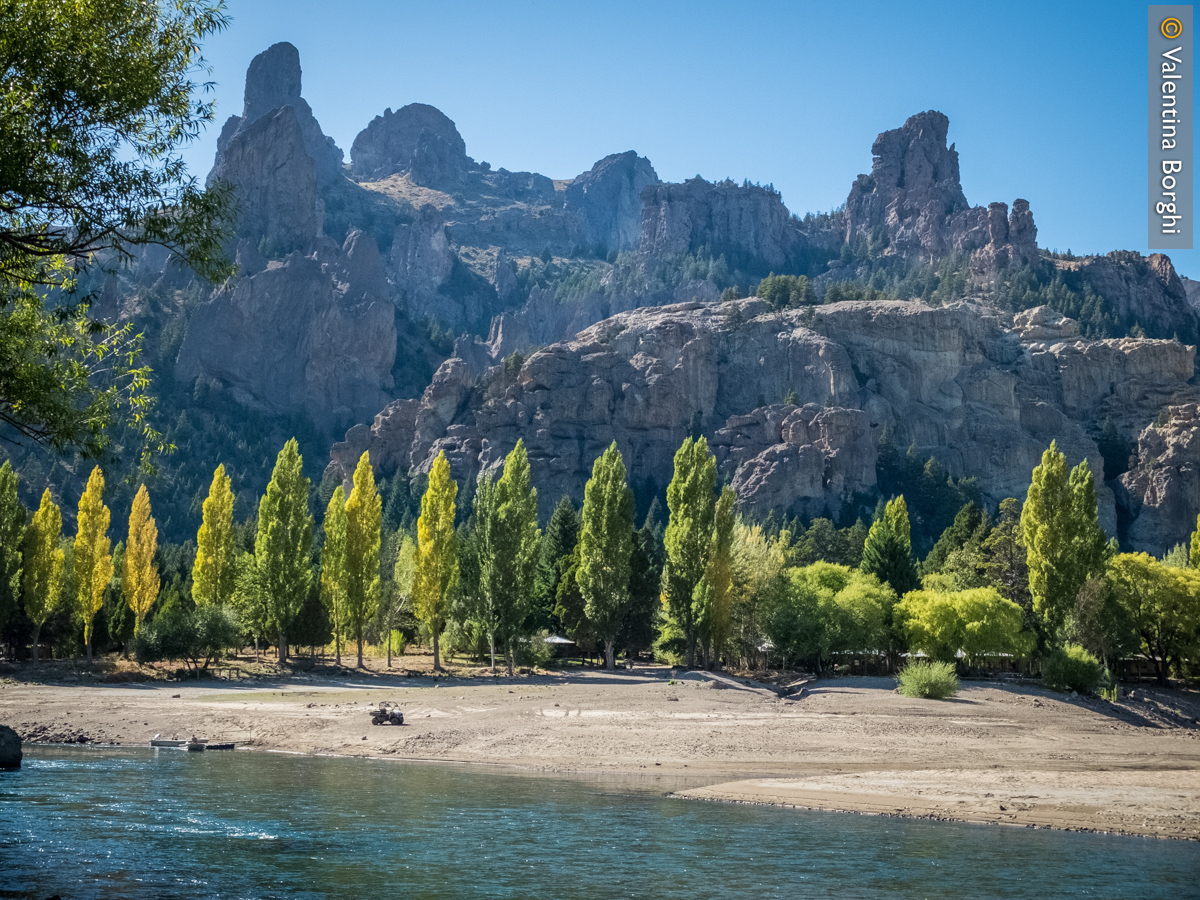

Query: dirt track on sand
3,665,1198,839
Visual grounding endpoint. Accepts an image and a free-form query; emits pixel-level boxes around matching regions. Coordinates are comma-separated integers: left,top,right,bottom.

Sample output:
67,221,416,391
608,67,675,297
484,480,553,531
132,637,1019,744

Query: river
2,746,1198,898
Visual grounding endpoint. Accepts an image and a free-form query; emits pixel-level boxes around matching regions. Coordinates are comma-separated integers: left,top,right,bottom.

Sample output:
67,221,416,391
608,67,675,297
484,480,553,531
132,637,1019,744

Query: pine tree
74,466,113,662
414,451,459,672
122,484,159,634
860,495,920,597
345,452,382,667
22,488,63,663
0,461,25,636
532,495,579,631
1021,442,1108,639
192,464,236,607
663,436,717,667
321,486,348,665
255,439,314,662
578,442,635,670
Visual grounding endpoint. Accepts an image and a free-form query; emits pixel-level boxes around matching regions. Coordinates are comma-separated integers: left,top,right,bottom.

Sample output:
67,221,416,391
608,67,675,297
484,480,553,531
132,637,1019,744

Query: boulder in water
0,724,21,769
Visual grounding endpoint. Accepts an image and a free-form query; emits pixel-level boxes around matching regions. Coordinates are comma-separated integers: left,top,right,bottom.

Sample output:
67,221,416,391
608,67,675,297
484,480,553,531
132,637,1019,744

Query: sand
2,661,1198,840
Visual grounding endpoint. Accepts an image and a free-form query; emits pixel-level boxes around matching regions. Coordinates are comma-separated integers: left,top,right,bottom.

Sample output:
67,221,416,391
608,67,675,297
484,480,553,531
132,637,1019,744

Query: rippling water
2,746,1198,899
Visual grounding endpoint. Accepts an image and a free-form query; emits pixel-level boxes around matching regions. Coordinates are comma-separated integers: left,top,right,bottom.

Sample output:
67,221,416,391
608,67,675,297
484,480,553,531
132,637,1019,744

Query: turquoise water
1,747,1198,899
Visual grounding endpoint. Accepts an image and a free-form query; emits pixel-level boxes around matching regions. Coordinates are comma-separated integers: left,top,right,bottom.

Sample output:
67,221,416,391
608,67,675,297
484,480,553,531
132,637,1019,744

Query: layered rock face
330,299,1198,543
212,41,343,183
638,178,801,272
1120,404,1200,554
177,231,396,429
210,106,319,254
565,151,660,254
350,103,471,185
1065,251,1198,342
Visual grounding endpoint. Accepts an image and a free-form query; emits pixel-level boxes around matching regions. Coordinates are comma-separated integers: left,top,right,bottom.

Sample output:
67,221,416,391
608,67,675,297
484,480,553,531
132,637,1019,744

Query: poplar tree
22,488,63,663
414,452,459,672
1022,442,1108,639
0,461,25,634
192,464,236,607
345,452,382,667
321,486,348,665
74,466,113,661
695,485,736,669
860,495,920,597
466,472,502,670
578,442,634,670
122,484,159,634
663,436,717,667
255,439,313,662
493,441,541,674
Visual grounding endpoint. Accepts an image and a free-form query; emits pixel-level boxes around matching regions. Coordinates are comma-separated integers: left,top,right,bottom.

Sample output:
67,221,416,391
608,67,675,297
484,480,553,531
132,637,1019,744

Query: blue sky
182,0,1196,275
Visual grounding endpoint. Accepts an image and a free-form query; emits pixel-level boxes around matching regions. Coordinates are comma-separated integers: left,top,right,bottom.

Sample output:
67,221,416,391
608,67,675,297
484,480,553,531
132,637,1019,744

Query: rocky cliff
329,298,1200,549
212,42,344,183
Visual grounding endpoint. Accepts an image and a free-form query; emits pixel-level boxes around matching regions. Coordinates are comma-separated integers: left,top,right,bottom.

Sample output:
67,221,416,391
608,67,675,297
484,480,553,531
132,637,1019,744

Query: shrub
135,601,241,670
1042,643,1103,693
896,660,959,699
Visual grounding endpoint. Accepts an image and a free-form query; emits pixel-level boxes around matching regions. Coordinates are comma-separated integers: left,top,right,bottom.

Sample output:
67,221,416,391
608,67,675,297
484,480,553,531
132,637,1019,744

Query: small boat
205,742,236,751
149,735,187,749
186,741,206,752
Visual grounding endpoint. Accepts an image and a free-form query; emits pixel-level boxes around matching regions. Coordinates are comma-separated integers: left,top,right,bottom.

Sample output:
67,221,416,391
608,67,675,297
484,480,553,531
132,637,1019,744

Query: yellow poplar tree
345,452,382,668
74,466,113,661
414,452,459,672
193,464,236,606
23,488,64,663
122,484,160,634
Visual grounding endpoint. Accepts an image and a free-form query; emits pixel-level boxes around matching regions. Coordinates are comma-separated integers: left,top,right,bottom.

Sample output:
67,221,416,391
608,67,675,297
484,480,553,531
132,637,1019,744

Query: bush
135,602,241,670
896,660,959,699
1042,643,1103,693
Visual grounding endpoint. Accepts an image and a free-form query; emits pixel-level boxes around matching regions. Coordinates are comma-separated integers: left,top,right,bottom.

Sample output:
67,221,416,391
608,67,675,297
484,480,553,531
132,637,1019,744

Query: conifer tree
533,495,579,630
414,452,459,672
22,488,63,663
0,461,25,635
860,495,920,597
1022,442,1108,639
255,439,313,662
122,484,159,634
345,452,382,667
578,442,634,670
192,464,236,607
663,436,717,666
74,466,113,661
321,486,348,665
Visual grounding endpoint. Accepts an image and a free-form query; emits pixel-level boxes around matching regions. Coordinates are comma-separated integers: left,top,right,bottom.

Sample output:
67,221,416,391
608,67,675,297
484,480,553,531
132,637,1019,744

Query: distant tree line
1,433,1198,686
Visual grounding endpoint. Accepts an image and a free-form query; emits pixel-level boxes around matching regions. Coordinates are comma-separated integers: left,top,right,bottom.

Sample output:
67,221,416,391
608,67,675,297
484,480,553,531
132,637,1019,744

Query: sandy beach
3,663,1198,840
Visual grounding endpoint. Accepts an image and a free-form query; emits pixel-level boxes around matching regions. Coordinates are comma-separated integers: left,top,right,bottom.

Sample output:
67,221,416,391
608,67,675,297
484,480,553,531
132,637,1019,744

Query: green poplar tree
414,452,459,672
860,495,920,598
255,439,313,662
321,486,348,665
1022,442,1108,639
0,461,25,634
74,465,113,661
22,488,63,663
345,452,382,667
695,485,736,669
578,442,635,670
192,464,236,607
663,436,717,667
